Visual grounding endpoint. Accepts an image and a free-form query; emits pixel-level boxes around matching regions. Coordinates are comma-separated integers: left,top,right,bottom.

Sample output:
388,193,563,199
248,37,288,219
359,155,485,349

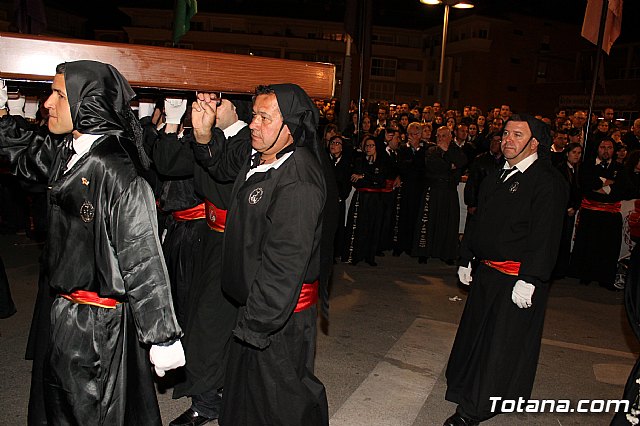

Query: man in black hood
0,60,184,425
152,91,253,426
190,83,333,426
443,114,567,426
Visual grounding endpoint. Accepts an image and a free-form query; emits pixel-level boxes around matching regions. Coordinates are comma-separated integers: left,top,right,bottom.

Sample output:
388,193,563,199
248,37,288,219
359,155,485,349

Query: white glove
24,98,39,119
0,80,7,110
512,280,535,309
164,98,187,125
138,101,156,119
149,339,185,377
8,95,26,117
457,262,472,285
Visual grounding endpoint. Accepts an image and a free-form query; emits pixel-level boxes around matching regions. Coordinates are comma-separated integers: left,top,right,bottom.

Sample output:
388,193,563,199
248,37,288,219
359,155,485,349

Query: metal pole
584,0,609,156
339,35,353,133
437,3,450,103
439,3,450,85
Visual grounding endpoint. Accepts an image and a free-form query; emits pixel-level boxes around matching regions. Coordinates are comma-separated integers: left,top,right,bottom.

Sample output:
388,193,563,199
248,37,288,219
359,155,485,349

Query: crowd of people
320,99,640,291
1,60,640,426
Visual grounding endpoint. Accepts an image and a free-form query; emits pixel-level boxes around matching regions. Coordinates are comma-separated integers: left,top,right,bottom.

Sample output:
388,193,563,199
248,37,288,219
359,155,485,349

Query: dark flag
173,0,198,45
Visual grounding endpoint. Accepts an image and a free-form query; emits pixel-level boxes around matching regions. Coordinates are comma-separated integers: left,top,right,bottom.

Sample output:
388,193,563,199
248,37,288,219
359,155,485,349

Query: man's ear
530,137,539,151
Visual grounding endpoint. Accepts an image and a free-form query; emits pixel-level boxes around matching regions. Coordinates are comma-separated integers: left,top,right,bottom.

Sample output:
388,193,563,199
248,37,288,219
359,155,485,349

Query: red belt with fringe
580,198,621,213
205,199,227,232
294,281,319,312
61,290,120,309
482,260,521,276
172,203,206,221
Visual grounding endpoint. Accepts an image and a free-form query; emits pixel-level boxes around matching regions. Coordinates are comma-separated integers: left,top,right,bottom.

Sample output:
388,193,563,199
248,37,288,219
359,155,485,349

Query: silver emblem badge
248,187,264,205
80,200,95,223
509,181,520,193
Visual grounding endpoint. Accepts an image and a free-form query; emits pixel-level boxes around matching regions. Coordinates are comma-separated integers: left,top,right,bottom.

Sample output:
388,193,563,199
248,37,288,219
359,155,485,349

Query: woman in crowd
553,142,583,279
616,143,629,166
329,134,353,262
343,135,392,266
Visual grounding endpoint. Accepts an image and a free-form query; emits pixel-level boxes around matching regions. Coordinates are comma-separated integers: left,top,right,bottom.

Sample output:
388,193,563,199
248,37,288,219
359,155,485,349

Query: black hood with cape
269,83,338,321
63,60,149,169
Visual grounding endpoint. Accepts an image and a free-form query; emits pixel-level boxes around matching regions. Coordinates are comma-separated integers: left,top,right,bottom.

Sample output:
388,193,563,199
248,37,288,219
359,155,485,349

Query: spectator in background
570,138,625,290
343,134,392,266
413,126,467,265
553,142,583,279
622,118,640,153
464,132,504,217
329,134,352,261
550,130,568,166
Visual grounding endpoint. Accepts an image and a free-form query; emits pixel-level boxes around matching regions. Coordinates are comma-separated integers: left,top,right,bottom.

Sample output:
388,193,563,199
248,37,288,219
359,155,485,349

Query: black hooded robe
219,84,331,426
220,147,328,426
153,123,252,404
0,61,182,426
445,159,568,422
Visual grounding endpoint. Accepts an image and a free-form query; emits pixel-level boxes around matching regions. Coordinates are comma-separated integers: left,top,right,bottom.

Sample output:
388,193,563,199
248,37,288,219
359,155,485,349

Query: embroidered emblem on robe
249,188,264,205
80,201,95,223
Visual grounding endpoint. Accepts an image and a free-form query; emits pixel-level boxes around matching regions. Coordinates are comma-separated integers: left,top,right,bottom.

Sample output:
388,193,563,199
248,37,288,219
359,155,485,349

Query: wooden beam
0,32,335,99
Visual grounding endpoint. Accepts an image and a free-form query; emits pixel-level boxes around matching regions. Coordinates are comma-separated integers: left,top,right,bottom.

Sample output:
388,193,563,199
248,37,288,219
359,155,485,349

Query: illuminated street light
420,0,474,101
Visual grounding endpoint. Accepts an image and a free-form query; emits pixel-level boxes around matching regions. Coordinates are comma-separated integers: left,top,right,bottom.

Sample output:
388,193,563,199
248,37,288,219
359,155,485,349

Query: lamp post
420,0,474,104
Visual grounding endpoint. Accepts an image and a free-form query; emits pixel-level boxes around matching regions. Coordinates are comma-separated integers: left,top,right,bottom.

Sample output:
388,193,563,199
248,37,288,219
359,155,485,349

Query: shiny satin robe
0,117,182,425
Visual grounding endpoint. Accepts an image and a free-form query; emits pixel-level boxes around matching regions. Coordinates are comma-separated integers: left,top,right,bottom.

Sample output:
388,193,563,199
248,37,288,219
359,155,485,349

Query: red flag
581,0,623,55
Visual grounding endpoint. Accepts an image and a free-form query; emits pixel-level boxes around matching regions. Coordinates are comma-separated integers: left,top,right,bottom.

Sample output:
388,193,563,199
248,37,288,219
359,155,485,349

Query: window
478,29,488,39
536,60,548,82
371,58,397,78
541,35,550,51
369,81,395,101
191,21,205,31
397,59,423,72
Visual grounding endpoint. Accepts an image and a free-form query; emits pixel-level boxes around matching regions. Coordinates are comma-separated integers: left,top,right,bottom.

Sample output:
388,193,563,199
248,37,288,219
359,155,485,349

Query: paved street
0,232,637,425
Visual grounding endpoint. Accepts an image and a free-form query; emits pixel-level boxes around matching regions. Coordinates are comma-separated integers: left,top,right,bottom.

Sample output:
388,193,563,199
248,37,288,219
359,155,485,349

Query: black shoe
392,249,402,257
375,250,385,257
365,259,378,266
418,256,428,264
169,408,214,426
443,258,456,265
579,279,590,286
443,412,479,426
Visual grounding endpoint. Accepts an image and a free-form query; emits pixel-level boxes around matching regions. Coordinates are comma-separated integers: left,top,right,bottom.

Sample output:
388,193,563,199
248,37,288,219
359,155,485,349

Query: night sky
37,0,640,43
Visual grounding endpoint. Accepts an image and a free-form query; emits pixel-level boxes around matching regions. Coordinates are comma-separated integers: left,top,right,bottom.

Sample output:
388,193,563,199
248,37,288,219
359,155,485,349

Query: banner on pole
581,0,623,54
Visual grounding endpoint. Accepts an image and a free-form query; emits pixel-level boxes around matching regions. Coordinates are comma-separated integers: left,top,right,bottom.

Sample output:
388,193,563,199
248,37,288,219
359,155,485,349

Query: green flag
172,0,198,45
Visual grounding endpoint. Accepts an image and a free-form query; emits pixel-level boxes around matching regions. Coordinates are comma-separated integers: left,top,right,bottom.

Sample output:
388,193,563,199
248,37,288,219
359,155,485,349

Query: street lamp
420,0,474,102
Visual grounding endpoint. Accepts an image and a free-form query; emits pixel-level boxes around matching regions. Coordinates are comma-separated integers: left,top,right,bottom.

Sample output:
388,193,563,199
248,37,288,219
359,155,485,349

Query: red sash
61,290,120,309
205,199,227,232
482,260,521,276
172,203,206,221
383,179,395,192
294,281,319,312
580,198,621,213
357,187,387,193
